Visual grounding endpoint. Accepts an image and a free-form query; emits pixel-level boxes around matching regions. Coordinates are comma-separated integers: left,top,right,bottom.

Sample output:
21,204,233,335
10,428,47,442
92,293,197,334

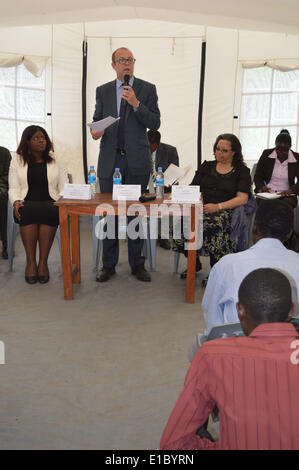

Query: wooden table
55,193,200,302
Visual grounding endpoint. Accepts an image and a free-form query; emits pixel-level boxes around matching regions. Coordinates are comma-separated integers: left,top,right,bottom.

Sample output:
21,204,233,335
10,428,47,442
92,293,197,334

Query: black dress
173,161,252,262
17,162,59,227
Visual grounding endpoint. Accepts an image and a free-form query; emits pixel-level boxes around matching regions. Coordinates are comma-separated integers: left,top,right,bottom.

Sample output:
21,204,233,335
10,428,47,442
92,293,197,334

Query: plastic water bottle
88,165,97,195
113,168,122,186
155,167,164,199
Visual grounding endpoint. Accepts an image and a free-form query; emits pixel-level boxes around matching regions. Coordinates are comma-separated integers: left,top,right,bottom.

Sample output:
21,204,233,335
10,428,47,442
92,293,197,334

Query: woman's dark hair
213,133,245,168
17,125,54,165
275,129,292,148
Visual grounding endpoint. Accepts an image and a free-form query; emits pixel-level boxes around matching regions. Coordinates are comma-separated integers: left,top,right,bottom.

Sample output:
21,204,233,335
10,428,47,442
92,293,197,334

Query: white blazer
8,153,68,205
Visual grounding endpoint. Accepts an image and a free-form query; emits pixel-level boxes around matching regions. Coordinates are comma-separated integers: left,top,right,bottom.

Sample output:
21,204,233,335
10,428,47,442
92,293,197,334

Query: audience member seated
173,133,251,281
8,125,68,284
0,146,11,259
147,130,180,250
160,268,299,450
254,129,299,208
202,199,299,335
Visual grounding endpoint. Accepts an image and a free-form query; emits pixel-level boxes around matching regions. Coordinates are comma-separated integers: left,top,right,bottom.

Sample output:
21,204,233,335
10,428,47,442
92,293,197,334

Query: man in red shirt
160,268,299,450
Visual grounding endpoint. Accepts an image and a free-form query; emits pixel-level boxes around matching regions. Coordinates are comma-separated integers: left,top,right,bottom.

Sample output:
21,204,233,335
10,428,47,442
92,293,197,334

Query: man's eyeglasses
115,57,136,64
215,147,232,153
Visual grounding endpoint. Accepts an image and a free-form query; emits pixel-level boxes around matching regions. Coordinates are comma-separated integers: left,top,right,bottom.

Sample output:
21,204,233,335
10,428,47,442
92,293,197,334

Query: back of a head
238,268,292,324
255,199,293,241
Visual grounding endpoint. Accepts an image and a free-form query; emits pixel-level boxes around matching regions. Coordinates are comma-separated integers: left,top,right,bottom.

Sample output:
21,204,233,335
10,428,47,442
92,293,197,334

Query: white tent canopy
1,1,299,182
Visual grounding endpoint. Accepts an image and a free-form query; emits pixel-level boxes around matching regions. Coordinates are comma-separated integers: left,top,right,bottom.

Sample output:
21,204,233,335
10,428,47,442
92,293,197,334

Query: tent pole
82,40,88,183
197,41,206,169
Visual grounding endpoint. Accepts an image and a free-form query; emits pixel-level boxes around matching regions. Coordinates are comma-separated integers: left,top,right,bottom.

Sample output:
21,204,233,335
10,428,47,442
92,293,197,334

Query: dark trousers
0,194,8,248
98,153,150,270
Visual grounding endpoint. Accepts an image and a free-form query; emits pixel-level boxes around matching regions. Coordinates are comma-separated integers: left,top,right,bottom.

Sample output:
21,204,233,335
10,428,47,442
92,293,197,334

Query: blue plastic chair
92,215,157,272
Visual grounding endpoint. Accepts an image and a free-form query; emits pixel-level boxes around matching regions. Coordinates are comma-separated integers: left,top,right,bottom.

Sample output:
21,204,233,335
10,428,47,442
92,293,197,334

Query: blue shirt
202,238,299,335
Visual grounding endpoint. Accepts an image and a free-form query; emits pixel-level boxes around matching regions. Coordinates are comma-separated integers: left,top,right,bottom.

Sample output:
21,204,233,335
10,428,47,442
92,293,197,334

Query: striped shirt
160,323,299,450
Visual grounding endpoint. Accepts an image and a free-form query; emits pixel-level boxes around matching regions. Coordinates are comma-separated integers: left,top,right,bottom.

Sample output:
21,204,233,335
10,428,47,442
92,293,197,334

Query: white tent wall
202,26,299,165
52,24,84,183
201,27,239,163
1,20,299,182
0,23,85,182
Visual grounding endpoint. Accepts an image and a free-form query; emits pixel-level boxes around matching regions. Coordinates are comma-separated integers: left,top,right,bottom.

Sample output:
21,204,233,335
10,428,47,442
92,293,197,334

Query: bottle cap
90,165,94,169
158,167,162,171
115,168,120,171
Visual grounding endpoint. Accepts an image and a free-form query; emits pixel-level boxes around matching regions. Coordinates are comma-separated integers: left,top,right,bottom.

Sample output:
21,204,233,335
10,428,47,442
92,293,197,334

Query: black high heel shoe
25,276,38,284
38,275,50,284
180,258,202,279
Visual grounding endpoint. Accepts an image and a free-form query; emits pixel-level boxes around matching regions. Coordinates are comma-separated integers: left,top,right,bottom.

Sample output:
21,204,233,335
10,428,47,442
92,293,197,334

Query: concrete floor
0,217,209,450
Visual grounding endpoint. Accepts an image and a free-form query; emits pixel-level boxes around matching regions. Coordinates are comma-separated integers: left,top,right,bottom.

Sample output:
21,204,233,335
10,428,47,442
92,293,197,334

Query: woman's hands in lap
203,203,219,214
13,200,24,221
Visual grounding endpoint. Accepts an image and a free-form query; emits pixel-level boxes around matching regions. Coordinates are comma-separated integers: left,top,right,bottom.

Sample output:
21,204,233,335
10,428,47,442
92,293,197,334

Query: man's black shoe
132,266,151,282
158,238,171,250
96,267,116,283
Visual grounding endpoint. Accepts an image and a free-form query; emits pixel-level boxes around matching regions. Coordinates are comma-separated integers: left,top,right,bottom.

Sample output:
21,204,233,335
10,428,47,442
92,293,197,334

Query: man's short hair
111,47,132,63
238,268,292,323
147,130,161,144
255,199,293,240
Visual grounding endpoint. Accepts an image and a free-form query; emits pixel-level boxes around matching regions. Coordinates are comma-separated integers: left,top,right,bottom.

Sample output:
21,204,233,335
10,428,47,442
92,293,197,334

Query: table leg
185,205,197,303
59,205,73,300
71,214,81,284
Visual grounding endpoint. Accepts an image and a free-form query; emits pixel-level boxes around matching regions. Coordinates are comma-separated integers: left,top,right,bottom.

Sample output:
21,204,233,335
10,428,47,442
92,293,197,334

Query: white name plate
63,183,92,200
113,184,141,201
171,185,200,202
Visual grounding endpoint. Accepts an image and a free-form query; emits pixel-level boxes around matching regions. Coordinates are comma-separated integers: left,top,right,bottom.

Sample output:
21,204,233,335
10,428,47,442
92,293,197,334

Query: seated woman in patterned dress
8,125,68,284
174,133,251,282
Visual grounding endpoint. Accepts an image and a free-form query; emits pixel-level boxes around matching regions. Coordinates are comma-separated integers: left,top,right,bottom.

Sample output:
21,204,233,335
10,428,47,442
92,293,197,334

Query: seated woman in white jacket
9,125,68,284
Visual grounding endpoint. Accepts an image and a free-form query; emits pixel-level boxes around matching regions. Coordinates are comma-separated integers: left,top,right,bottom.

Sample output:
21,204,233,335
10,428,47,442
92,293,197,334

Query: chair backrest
250,163,257,184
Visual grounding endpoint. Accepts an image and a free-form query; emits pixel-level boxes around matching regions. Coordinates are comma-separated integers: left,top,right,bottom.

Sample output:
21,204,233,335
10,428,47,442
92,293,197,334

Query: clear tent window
0,63,46,151
239,66,299,160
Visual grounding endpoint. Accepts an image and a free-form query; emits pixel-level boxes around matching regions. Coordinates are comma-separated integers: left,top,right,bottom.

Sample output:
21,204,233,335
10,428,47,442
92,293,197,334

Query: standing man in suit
0,146,11,259
91,47,161,282
147,130,179,249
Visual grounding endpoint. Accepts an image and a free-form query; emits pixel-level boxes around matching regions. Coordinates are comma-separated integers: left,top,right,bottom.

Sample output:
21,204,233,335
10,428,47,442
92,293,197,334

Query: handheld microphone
139,194,156,203
121,74,130,106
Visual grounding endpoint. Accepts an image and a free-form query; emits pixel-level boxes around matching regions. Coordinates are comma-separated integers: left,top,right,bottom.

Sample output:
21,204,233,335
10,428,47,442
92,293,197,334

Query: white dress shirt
202,238,299,335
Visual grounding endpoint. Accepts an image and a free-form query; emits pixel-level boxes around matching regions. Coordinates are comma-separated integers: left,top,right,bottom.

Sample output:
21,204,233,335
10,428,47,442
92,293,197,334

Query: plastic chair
7,201,61,271
173,217,202,273
92,215,157,272
173,199,256,273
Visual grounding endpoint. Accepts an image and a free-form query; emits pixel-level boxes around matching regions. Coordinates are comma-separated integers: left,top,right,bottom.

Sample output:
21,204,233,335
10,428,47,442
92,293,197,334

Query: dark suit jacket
254,148,299,195
93,77,160,179
155,142,179,172
0,146,11,197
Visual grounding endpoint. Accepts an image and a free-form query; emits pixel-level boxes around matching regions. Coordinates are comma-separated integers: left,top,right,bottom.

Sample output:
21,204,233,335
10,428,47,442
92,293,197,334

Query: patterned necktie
117,83,127,151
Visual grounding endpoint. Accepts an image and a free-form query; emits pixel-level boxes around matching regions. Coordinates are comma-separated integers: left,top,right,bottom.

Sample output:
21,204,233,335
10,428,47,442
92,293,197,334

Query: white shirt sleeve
202,263,227,335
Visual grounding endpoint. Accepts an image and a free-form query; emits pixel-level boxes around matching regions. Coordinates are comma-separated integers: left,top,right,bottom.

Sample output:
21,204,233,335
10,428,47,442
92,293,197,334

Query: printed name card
171,185,200,203
113,185,141,201
63,184,92,200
